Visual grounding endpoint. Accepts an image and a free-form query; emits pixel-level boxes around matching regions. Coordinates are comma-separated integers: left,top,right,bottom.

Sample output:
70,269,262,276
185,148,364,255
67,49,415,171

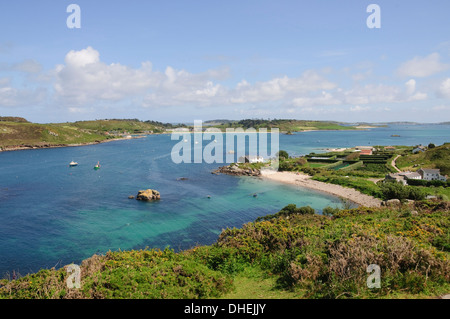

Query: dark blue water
0,124,448,276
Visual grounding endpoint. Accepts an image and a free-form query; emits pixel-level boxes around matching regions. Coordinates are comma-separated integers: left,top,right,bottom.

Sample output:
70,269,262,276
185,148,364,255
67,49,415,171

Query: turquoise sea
0,124,449,276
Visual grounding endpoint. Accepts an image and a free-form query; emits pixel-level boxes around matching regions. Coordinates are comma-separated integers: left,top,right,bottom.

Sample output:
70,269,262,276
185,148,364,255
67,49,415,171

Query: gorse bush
217,204,450,298
255,204,315,221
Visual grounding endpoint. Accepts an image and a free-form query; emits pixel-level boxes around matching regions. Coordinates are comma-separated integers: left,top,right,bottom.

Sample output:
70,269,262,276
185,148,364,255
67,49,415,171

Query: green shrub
379,182,427,200
256,204,315,221
277,150,289,160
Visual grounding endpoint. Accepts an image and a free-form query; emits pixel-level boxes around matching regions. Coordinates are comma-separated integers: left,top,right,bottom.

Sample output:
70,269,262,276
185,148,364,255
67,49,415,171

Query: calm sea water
0,124,449,276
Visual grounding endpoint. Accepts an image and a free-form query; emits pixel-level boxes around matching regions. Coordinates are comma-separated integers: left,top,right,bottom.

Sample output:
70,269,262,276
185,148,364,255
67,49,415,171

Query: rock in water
136,189,161,201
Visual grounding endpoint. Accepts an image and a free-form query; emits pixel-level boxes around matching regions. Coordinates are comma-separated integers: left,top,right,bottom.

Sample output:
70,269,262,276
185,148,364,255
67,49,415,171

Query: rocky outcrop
381,199,401,207
212,164,261,176
136,189,161,201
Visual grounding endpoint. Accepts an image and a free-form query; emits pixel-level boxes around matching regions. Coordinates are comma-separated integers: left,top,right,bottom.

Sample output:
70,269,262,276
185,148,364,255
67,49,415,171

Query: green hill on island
0,118,176,150
205,119,361,132
1,117,364,151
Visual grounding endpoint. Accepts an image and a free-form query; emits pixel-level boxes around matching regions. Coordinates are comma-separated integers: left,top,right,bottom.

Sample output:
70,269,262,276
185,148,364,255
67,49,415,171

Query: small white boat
69,161,78,167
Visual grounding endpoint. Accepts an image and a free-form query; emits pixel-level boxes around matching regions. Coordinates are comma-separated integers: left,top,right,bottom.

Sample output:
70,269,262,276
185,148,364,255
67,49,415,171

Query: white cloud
342,84,401,105
0,77,46,107
437,78,450,98
350,105,370,112
404,79,427,101
65,47,100,67
229,71,336,105
397,53,449,78
13,59,42,73
432,105,450,111
2,46,446,122
291,91,340,107
405,79,416,95
54,47,162,105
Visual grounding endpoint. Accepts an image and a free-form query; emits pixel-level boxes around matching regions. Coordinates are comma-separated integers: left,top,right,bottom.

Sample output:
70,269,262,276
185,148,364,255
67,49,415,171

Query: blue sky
1,0,450,123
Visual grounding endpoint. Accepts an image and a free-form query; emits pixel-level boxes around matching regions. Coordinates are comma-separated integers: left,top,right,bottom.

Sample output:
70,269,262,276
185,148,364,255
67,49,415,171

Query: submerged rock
136,189,161,201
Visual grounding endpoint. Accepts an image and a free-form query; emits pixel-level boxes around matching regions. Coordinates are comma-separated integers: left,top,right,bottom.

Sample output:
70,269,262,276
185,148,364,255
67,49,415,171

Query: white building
400,172,422,180
417,168,447,181
238,155,264,163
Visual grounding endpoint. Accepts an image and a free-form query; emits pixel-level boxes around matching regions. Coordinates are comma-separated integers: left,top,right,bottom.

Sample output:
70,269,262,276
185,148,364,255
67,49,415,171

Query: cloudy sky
1,0,450,123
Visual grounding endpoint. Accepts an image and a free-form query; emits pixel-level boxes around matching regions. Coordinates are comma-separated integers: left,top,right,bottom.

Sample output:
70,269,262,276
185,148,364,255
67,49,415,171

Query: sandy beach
260,169,382,208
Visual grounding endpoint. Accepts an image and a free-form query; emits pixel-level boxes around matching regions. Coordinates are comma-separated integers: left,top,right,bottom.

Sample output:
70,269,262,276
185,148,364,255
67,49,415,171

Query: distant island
2,117,449,152
0,117,370,151
0,117,180,151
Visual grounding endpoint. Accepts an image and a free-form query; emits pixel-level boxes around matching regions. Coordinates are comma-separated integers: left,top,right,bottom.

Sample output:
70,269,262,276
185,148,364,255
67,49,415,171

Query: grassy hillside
396,143,450,176
0,118,178,150
0,121,109,150
206,119,359,132
0,202,448,299
69,119,170,134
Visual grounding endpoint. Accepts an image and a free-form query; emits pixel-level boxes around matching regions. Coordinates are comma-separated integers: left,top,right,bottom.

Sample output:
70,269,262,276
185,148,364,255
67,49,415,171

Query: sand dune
260,169,382,208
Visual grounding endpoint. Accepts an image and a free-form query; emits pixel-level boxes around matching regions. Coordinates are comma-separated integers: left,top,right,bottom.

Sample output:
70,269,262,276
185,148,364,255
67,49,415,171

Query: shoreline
260,169,382,208
0,135,147,153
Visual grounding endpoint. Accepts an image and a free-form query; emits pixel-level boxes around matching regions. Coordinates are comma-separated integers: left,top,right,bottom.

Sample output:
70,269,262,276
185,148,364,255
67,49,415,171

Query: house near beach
238,155,264,163
384,168,447,185
417,168,447,181
359,149,373,155
355,146,374,151
412,145,427,154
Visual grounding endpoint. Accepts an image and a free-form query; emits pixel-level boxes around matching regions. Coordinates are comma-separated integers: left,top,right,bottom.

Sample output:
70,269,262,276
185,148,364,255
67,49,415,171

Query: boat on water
94,161,101,170
69,161,78,167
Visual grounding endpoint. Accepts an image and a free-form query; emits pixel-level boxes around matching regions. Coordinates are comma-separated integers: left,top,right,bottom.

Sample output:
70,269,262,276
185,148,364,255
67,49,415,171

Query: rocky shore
212,164,261,176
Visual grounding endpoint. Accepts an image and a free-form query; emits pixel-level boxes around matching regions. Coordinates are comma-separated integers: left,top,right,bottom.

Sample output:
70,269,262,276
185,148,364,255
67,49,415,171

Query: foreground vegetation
0,201,448,299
